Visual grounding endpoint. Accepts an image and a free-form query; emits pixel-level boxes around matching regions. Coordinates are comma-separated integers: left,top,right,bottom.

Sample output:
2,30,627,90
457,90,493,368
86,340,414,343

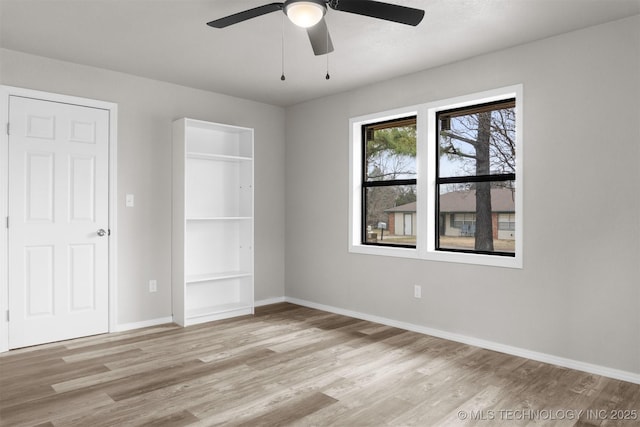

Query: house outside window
349,85,522,268
438,188,516,252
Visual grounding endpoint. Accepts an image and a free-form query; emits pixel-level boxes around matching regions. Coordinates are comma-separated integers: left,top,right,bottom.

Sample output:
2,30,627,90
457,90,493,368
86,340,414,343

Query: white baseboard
255,296,286,307
114,316,174,332
284,296,640,385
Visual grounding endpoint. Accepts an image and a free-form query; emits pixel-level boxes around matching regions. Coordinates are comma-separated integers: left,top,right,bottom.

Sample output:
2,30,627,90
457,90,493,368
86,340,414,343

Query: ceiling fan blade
207,3,284,28
307,18,334,56
330,0,424,26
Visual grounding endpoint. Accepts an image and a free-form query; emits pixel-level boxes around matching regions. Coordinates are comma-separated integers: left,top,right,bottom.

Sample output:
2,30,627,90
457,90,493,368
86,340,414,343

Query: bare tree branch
440,131,479,149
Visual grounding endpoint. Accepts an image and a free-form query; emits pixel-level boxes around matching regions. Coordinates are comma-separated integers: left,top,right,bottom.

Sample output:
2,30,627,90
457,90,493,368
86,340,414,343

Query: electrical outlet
149,280,157,293
414,285,422,299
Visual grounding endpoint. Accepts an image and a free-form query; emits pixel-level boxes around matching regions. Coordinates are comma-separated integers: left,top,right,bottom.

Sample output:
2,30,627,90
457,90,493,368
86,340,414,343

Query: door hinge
5,310,9,322
5,217,8,229
6,123,9,136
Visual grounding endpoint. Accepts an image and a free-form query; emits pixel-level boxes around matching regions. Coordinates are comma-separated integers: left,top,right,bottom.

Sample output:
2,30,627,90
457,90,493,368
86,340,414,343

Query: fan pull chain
281,13,286,81
325,52,330,80
325,25,331,80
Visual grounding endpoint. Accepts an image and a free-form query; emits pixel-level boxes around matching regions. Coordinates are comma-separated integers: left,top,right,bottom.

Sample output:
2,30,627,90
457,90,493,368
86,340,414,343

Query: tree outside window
436,99,516,255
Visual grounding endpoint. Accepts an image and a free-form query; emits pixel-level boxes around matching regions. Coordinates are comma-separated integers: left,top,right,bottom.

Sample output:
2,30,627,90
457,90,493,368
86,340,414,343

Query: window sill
349,243,522,269
349,243,419,259
424,249,522,269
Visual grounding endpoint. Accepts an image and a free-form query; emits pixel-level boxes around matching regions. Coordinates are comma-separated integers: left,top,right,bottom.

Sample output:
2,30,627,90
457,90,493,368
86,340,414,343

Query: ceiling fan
207,0,425,56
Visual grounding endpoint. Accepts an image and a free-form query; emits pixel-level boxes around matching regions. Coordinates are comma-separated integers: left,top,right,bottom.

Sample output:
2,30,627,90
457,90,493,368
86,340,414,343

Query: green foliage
367,126,417,158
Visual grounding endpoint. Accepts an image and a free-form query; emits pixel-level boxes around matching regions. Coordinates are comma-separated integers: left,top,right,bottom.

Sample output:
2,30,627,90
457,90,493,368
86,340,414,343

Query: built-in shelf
186,217,252,221
186,303,253,321
172,118,254,327
186,152,252,162
186,271,253,284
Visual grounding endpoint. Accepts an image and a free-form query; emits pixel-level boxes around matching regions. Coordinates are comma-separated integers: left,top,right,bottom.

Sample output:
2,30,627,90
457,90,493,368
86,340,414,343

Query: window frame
349,105,422,259
361,115,417,249
434,98,517,258
349,85,523,268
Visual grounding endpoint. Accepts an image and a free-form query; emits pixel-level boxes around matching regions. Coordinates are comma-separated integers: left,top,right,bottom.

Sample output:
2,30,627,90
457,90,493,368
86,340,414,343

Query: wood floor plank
1,362,111,408
1,302,638,427
0,390,115,426
142,410,200,427
234,391,338,426
51,338,229,393
51,364,255,427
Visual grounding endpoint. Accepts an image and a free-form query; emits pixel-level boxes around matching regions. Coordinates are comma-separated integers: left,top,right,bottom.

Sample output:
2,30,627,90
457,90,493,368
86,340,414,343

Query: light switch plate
126,194,135,207
414,285,422,299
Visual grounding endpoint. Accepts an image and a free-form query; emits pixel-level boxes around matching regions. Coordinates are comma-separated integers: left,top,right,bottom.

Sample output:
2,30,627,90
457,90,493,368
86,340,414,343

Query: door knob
97,229,107,237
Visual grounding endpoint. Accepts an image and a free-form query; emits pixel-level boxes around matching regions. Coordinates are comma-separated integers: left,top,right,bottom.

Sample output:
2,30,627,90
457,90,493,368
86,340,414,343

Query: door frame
0,85,118,352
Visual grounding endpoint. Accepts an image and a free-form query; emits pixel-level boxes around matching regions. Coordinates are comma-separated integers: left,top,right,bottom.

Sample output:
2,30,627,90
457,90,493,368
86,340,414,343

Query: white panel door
8,96,109,349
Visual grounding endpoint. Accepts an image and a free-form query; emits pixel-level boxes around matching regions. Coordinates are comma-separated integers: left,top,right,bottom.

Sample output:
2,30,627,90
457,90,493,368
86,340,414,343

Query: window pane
438,103,515,178
498,213,516,230
365,122,417,181
365,185,416,246
438,183,515,254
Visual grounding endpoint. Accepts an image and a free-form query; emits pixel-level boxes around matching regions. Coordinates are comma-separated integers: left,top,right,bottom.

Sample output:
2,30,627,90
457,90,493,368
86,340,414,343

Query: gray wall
0,48,286,324
284,16,640,374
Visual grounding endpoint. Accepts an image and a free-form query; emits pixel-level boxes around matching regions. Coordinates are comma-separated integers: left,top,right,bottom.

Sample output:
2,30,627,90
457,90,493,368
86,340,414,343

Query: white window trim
349,105,422,259
349,85,523,269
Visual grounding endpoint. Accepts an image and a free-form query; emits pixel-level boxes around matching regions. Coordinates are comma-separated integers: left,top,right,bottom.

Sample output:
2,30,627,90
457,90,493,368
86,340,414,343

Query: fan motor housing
284,0,328,28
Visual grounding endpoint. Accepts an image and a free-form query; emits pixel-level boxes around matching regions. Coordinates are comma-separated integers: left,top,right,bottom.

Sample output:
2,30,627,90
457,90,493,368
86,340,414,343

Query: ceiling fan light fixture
285,0,326,28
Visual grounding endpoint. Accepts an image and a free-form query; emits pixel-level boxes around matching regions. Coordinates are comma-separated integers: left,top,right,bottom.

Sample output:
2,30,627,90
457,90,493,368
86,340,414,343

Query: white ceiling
1,0,639,106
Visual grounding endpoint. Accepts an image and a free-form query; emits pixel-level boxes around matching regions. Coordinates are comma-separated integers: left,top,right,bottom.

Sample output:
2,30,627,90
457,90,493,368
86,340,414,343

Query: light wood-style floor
1,303,638,426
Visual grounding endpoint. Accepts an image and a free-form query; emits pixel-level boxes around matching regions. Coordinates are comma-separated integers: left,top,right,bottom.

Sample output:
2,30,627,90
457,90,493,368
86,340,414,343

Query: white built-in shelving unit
172,118,254,326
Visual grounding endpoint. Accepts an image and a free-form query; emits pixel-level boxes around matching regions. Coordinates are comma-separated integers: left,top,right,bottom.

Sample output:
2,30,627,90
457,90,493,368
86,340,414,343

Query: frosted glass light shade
285,1,326,28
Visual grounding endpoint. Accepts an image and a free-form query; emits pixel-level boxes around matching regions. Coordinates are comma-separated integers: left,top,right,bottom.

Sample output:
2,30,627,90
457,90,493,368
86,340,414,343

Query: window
361,116,417,248
435,99,516,256
451,213,476,230
349,85,522,268
498,213,516,231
